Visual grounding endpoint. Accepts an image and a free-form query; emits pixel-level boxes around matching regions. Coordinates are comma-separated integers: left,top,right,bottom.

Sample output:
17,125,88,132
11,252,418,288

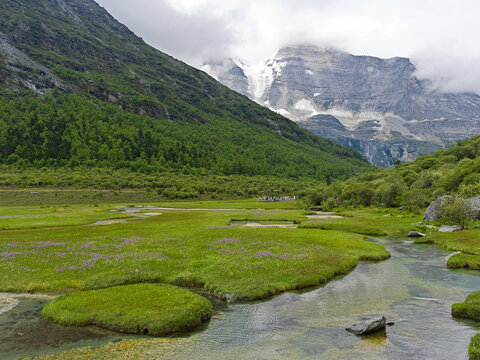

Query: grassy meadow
0,198,476,359
0,201,390,300
299,208,423,236
0,204,133,230
0,198,399,357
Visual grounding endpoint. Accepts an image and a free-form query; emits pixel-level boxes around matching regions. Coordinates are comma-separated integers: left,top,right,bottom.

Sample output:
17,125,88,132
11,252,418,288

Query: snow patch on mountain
294,99,319,117
276,108,295,118
233,57,287,100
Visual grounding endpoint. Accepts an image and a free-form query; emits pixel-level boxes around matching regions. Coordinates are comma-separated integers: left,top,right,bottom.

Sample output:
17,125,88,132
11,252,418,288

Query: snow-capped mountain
203,45,480,167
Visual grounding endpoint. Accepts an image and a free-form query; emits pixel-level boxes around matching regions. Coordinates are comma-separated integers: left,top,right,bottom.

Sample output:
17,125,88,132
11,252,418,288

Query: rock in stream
346,316,387,336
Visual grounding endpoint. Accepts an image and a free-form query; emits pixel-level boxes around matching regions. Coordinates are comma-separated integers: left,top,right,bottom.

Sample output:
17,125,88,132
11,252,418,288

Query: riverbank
42,284,213,336
415,224,480,359
20,236,480,360
3,201,480,359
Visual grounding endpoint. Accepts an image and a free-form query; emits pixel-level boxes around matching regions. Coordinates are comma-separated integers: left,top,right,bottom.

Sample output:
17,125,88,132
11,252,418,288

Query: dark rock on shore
408,231,425,238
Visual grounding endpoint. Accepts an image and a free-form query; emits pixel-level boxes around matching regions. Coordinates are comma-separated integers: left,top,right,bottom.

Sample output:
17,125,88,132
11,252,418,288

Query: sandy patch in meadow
0,292,56,315
306,212,344,220
90,219,128,226
241,223,298,229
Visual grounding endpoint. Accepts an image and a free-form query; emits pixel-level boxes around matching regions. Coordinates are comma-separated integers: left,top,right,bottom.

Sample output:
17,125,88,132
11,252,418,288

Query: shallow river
1,237,480,359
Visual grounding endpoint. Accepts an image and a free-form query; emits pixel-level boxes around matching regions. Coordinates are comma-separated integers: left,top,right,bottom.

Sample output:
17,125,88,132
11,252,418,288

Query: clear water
1,237,480,359
0,296,137,359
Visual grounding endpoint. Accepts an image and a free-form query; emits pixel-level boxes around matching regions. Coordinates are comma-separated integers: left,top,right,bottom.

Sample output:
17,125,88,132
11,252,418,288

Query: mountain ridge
205,45,480,167
0,0,372,179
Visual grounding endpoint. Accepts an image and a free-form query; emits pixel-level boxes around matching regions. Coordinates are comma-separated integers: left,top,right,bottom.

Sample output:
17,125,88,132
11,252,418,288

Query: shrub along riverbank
0,166,320,205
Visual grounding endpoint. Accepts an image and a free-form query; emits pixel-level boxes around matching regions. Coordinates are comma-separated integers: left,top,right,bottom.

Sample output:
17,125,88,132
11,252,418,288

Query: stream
1,237,480,359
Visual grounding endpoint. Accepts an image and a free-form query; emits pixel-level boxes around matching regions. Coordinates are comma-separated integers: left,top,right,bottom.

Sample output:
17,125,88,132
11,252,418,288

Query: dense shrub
435,197,474,227
307,135,480,210
321,197,338,211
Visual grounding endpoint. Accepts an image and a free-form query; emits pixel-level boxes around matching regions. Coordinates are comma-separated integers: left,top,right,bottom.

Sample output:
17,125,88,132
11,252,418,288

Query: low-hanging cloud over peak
96,0,480,95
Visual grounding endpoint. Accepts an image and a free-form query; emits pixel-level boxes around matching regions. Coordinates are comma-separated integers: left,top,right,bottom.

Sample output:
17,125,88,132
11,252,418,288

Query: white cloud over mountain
96,0,480,94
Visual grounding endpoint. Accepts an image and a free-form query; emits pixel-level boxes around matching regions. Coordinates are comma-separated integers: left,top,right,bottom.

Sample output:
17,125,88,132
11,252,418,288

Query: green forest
310,135,480,210
0,91,371,180
0,0,371,184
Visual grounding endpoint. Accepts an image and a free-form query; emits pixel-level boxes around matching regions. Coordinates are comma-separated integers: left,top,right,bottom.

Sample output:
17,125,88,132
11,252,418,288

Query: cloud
95,0,237,65
95,0,480,94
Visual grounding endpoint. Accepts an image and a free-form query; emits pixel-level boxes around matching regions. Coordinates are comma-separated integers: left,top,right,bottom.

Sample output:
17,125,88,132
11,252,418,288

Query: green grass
42,284,212,336
297,208,422,236
421,230,480,254
0,205,389,301
448,253,480,270
0,205,131,230
452,291,480,359
470,333,480,360
298,222,387,236
155,199,307,210
229,208,307,224
452,291,480,321
418,229,480,270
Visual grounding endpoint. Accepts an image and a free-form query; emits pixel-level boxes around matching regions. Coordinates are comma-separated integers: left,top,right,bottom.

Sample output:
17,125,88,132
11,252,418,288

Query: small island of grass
42,284,212,336
452,291,480,359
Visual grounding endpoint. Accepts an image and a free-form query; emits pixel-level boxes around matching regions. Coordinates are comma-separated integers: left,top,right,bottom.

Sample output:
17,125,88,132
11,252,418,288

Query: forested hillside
311,135,480,209
0,0,372,180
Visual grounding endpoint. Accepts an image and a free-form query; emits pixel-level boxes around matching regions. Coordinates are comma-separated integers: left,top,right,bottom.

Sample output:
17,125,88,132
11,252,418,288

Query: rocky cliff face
204,45,480,167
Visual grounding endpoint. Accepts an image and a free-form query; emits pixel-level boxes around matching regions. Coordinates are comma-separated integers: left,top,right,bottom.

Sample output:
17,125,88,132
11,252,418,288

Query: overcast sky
96,0,480,94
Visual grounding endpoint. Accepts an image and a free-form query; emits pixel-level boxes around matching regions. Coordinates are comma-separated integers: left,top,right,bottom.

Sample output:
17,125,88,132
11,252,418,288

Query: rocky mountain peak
204,45,480,167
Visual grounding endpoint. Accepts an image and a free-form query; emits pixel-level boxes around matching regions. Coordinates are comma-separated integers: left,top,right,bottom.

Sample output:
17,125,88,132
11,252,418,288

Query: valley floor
1,199,480,359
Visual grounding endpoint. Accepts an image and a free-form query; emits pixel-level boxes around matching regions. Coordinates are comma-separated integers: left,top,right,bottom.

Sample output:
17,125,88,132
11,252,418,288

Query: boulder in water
346,316,387,335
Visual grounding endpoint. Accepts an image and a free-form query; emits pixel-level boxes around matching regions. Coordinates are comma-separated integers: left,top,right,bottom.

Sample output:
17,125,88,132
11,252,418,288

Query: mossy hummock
42,284,212,336
452,291,480,360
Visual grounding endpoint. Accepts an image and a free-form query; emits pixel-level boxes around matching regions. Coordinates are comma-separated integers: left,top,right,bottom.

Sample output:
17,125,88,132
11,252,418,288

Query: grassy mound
447,253,480,270
299,209,421,236
42,284,212,336
452,291,480,322
470,333,480,360
452,292,480,360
